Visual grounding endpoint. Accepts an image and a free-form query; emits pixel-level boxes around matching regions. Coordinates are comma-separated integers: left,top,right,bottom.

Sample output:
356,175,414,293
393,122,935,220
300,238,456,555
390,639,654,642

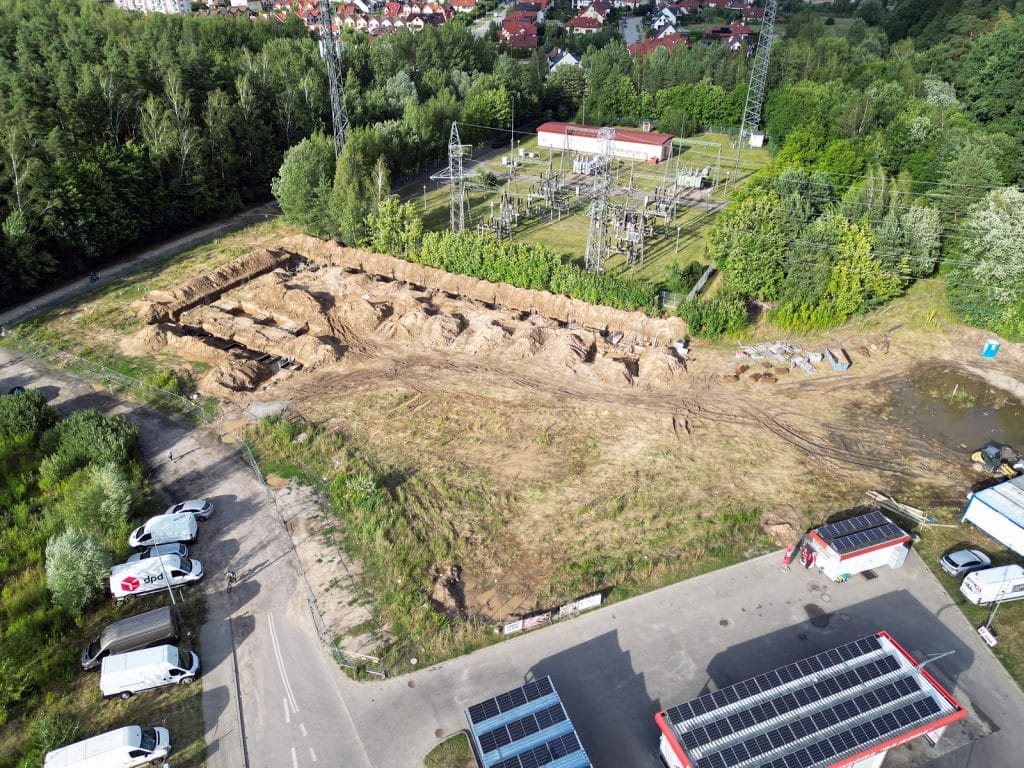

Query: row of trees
1,391,145,734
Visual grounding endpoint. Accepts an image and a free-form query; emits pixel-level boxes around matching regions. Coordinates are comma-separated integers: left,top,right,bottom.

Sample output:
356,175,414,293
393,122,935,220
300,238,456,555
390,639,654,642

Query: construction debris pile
726,337,889,384
126,242,691,400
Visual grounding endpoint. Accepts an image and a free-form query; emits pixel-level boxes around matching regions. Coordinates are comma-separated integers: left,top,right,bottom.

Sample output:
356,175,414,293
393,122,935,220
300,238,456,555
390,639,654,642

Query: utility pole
735,0,777,161
584,127,615,273
317,0,348,157
431,123,472,233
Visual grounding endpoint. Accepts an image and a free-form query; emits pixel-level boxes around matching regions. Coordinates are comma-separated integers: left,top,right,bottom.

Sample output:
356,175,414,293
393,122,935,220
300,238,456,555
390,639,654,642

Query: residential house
500,19,539,47
581,0,611,22
115,0,191,12
513,1,545,22
451,0,477,12
568,15,603,34
547,47,581,75
628,31,686,57
742,5,765,21
505,10,539,24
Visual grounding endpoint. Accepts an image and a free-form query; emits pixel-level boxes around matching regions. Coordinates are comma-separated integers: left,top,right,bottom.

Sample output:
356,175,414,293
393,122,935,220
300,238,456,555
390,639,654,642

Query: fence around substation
6,331,396,676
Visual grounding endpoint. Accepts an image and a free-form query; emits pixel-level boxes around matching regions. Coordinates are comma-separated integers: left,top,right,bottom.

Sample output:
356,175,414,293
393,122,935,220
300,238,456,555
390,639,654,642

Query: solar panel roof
814,512,908,555
657,633,965,768
466,677,592,768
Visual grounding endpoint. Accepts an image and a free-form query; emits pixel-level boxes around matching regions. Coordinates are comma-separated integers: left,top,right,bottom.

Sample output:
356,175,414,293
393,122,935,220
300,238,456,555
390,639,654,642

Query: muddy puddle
884,364,1024,452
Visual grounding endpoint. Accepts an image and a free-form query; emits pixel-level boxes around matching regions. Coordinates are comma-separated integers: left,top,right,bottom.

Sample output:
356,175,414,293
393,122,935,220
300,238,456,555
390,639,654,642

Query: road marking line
268,613,300,713
309,747,318,762
291,746,299,768
299,723,307,737
283,697,291,724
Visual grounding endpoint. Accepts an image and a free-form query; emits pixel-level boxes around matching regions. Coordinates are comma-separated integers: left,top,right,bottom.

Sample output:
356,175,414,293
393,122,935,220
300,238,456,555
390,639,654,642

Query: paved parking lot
353,551,1023,768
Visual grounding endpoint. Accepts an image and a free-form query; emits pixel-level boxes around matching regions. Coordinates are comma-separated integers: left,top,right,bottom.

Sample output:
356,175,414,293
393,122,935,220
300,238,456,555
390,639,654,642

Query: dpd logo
121,575,141,592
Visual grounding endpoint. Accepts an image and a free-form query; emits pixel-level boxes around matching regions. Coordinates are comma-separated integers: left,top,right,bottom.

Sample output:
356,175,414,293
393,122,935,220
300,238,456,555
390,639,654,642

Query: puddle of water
804,604,831,628
883,365,1024,452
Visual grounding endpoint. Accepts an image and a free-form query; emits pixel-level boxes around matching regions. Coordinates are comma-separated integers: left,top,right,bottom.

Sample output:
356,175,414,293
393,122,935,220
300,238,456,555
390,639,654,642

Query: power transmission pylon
431,122,473,234
584,127,615,273
318,0,348,157
736,0,777,154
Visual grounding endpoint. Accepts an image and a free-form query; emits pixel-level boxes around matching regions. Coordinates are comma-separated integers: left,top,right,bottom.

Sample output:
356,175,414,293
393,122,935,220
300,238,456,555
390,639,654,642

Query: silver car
127,543,189,563
939,549,991,578
165,499,214,521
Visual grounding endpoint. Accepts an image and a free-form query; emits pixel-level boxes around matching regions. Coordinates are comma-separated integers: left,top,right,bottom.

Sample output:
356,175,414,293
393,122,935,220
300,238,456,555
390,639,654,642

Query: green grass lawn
425,732,476,768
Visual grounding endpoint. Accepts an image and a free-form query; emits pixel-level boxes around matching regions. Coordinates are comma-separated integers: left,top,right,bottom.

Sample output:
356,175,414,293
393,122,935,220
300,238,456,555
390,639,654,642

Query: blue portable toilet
982,339,1000,359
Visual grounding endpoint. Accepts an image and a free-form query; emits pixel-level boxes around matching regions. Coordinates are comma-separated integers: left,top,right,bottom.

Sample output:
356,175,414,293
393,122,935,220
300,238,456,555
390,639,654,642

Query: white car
165,499,214,521
127,543,189,563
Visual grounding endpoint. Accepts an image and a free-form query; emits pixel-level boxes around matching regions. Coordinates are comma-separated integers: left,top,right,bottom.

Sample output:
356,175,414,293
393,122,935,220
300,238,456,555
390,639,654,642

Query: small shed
465,676,593,768
961,475,1024,555
656,632,966,768
800,510,911,582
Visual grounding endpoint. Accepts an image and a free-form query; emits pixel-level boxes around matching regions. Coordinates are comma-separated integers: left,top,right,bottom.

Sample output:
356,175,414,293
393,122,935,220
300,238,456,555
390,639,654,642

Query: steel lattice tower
737,0,778,150
431,123,472,233
318,0,348,157
584,127,615,273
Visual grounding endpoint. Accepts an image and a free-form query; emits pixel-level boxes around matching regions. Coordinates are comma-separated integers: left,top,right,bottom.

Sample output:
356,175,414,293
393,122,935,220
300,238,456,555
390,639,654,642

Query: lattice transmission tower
318,0,348,157
736,0,778,152
584,127,615,273
431,123,473,233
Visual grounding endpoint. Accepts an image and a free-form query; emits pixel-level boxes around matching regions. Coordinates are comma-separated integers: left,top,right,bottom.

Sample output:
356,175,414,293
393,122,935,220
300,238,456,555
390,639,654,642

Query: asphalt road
0,201,279,329
4,344,1023,768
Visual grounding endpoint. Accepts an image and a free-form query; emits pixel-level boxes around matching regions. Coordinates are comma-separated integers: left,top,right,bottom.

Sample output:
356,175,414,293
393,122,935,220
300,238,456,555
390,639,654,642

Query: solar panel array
661,635,961,768
466,677,592,768
665,636,881,726
815,512,907,555
468,678,554,725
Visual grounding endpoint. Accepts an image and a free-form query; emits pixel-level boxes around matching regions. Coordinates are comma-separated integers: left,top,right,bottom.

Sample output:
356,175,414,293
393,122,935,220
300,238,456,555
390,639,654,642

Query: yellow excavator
971,443,1022,479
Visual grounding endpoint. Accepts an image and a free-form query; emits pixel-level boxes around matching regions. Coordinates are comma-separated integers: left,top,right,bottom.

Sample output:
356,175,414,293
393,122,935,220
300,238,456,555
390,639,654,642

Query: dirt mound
638,346,685,386
203,358,272,394
422,313,464,348
375,309,428,342
134,248,291,323
451,318,512,356
589,354,634,386
430,564,465,617
278,234,688,343
509,326,551,359
538,331,595,369
120,324,227,365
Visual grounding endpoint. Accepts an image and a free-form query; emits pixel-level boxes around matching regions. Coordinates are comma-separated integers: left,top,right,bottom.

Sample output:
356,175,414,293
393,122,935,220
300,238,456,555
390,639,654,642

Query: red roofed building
506,9,538,23
537,122,674,162
384,1,402,15
628,32,686,57
451,0,476,11
568,15,603,33
500,19,539,47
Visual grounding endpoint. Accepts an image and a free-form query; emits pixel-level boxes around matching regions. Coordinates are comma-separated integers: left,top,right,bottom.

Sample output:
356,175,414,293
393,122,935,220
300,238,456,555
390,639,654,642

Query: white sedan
165,499,214,521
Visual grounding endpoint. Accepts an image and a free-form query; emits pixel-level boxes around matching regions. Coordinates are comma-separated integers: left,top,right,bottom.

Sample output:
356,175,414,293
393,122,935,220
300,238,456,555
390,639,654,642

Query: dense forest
0,0,328,306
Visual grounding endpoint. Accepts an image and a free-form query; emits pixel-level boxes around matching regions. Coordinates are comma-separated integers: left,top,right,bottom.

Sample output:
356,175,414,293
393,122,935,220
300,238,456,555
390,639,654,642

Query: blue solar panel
468,678,556,725
816,511,890,540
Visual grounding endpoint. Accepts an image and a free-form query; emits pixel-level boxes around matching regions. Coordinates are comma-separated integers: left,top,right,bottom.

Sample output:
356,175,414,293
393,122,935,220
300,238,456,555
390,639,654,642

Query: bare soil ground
30,229,1024,639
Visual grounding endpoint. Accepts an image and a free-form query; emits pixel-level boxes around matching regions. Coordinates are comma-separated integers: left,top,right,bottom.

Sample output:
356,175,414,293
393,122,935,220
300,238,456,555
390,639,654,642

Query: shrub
17,713,80,768
38,410,139,487
678,291,749,339
0,389,57,445
662,260,706,295
44,528,111,618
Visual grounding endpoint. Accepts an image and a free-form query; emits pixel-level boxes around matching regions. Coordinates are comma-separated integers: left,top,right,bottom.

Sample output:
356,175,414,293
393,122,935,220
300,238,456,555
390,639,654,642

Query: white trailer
128,512,198,548
109,554,204,601
799,510,911,582
100,644,200,699
961,476,1024,556
44,725,171,768
960,564,1024,606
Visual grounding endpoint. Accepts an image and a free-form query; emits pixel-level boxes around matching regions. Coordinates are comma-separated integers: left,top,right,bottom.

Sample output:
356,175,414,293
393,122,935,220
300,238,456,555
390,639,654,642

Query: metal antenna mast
431,122,472,233
584,127,615,273
736,0,777,154
318,0,348,157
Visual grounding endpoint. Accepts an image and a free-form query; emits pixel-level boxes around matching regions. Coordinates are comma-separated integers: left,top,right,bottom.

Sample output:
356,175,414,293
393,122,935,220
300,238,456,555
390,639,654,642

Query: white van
109,554,204,601
100,644,200,699
44,725,170,768
128,513,197,548
127,543,188,563
960,564,1024,606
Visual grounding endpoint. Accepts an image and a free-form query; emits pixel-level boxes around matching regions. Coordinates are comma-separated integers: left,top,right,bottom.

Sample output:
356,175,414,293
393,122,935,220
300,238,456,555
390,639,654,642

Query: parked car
164,499,214,521
44,725,171,768
81,606,179,671
128,513,197,548
939,548,991,578
100,644,200,699
127,543,188,564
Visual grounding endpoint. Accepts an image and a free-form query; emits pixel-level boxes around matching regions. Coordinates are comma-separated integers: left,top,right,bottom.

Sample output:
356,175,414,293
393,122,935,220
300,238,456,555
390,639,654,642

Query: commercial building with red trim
655,631,966,768
537,122,674,162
